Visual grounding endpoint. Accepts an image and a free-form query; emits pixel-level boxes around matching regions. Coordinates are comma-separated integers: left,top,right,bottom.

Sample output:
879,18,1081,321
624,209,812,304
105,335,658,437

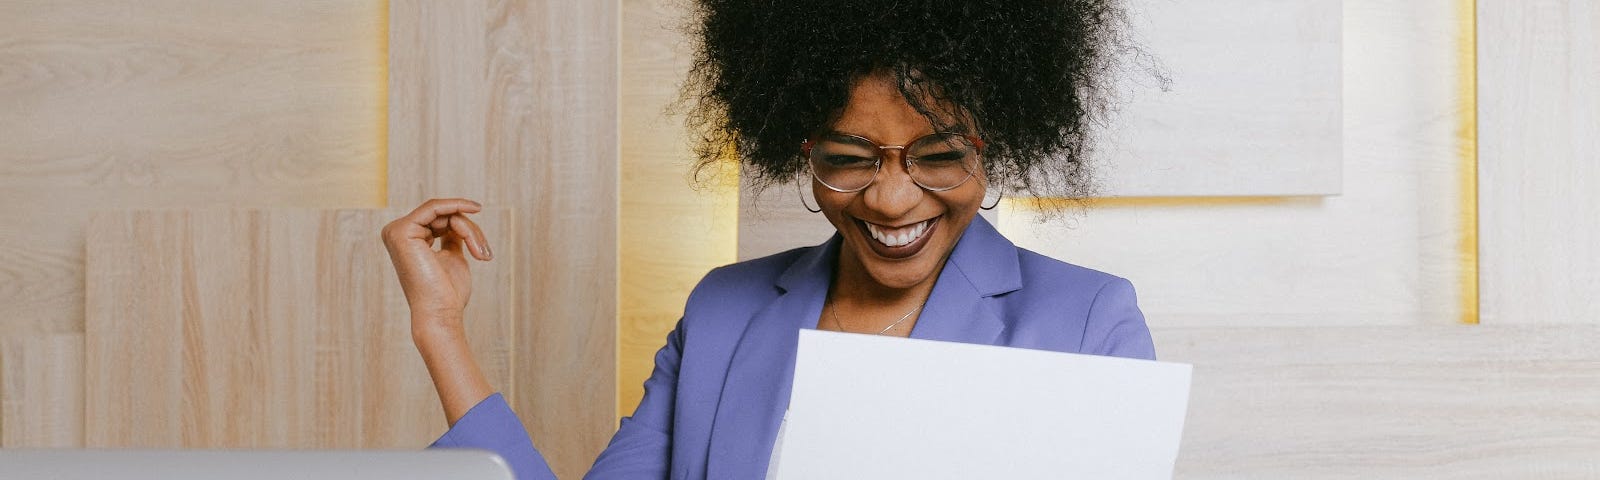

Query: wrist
411,315,467,348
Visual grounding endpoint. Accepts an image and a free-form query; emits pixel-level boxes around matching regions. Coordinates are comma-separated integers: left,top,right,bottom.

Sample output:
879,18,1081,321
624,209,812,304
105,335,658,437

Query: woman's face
815,73,987,291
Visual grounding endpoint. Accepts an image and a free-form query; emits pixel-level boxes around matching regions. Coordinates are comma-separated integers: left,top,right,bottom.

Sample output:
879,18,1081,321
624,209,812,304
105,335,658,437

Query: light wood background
1,0,620,476
0,335,83,447
0,0,386,333
388,0,619,476
83,209,513,448
0,0,386,450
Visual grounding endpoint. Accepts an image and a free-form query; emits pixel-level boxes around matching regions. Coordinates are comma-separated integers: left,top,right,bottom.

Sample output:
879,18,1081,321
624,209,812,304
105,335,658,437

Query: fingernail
482,241,493,259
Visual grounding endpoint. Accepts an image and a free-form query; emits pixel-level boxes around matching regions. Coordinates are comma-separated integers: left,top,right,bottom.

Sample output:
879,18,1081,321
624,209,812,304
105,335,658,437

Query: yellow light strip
1005,196,1312,211
1457,0,1480,324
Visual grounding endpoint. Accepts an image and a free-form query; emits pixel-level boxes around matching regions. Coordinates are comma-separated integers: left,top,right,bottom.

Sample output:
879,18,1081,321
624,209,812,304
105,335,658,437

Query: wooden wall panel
1478,0,1600,325
0,0,387,335
1161,326,1600,478
389,1,618,475
83,210,513,448
0,335,83,447
618,0,739,419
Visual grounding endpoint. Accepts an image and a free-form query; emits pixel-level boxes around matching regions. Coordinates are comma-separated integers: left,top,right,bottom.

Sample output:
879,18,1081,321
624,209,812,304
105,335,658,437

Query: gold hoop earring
980,186,1004,210
797,178,822,213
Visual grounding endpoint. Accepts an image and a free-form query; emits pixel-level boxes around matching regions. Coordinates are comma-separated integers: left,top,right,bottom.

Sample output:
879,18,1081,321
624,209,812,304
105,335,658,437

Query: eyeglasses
801,132,986,193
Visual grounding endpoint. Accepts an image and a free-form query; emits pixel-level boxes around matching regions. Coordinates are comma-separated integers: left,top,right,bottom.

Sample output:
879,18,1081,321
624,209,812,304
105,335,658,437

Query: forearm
413,318,494,426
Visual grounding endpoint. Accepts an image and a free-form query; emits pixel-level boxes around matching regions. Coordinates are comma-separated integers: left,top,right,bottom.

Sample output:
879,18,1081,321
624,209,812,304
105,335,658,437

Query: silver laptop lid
0,450,513,480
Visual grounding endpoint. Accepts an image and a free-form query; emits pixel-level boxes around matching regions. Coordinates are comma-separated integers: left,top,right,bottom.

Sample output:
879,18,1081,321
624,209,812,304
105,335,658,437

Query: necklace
829,300,926,335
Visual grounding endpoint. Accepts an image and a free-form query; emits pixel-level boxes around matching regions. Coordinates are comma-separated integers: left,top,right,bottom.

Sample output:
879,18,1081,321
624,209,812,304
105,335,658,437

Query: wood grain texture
1160,325,1600,479
0,0,386,331
1001,0,1472,328
0,335,84,447
389,1,619,475
0,217,85,335
619,0,740,421
1477,0,1600,325
83,209,513,448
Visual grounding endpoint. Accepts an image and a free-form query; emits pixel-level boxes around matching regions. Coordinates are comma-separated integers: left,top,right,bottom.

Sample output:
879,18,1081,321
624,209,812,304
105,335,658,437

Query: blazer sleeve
430,321,686,480
1080,277,1157,360
583,321,684,478
430,393,557,480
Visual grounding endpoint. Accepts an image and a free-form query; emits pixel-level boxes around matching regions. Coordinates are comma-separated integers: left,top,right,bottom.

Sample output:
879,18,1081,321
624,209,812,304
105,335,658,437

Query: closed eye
912,151,967,165
822,155,877,168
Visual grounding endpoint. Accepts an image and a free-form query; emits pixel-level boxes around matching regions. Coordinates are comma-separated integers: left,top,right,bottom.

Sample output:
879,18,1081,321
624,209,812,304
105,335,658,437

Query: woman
381,0,1153,478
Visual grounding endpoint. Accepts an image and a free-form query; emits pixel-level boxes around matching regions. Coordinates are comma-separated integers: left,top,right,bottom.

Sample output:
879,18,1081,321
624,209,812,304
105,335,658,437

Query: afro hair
682,0,1134,200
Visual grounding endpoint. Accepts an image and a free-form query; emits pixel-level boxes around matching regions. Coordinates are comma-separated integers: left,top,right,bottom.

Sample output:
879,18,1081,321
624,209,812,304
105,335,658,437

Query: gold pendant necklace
829,301,926,335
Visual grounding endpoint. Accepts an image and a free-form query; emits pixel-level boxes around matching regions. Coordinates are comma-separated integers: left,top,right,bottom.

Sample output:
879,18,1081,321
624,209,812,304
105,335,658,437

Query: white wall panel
1003,0,1469,328
1098,0,1343,197
1478,0,1600,325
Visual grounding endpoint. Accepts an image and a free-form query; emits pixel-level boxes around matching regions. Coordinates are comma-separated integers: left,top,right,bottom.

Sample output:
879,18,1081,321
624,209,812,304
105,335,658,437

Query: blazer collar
906,215,1017,344
706,215,1019,479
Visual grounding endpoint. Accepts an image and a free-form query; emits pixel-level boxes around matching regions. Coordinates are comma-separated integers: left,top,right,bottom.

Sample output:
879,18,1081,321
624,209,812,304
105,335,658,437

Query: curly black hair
682,0,1133,200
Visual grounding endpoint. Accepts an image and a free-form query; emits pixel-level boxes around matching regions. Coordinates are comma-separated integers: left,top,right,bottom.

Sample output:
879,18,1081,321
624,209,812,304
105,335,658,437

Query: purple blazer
431,216,1156,479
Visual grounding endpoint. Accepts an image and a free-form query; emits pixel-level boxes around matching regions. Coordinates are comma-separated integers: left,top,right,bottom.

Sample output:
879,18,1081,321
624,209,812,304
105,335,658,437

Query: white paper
772,330,1193,480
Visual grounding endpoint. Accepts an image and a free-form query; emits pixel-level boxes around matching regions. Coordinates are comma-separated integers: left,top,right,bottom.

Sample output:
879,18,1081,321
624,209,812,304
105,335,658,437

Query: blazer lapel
704,239,835,480
909,216,1020,345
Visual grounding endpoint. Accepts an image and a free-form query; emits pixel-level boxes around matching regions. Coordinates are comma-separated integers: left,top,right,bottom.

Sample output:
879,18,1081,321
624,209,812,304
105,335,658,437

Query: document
770,330,1193,479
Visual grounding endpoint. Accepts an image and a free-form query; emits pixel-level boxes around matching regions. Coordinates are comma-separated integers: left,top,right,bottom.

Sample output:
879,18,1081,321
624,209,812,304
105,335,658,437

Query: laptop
0,450,513,480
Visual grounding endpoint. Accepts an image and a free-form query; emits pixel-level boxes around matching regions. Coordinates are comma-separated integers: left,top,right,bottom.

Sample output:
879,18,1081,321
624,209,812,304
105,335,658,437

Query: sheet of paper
772,330,1193,480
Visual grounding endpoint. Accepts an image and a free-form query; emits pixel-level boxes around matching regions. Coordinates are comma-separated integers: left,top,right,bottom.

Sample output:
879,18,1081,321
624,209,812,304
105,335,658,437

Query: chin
849,239,947,290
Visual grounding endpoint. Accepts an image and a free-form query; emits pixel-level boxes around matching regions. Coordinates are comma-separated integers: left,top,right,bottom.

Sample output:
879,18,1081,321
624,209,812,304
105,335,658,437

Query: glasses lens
906,133,979,190
809,135,880,191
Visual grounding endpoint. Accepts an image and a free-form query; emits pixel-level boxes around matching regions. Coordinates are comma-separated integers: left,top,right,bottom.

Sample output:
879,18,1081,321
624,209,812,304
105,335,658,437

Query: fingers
380,198,493,262
403,198,483,233
383,198,484,243
446,214,492,261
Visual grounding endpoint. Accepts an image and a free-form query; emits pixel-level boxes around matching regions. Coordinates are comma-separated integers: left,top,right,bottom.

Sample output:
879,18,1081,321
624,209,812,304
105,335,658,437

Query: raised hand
380,198,495,423
381,198,492,336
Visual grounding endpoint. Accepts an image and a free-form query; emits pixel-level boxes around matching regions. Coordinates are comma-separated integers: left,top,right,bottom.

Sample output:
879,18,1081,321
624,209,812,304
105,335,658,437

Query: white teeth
866,219,932,248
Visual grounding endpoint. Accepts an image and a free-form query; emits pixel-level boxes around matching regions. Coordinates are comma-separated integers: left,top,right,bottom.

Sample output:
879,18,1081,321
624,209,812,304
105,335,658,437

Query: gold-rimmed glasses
801,132,985,193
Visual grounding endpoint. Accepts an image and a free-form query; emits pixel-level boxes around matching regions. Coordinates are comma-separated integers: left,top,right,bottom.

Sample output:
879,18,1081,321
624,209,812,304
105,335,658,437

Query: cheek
813,185,852,216
941,184,986,214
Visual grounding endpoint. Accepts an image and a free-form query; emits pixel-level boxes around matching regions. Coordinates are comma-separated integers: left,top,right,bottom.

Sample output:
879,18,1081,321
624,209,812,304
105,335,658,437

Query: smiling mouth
864,218,933,247
857,217,939,259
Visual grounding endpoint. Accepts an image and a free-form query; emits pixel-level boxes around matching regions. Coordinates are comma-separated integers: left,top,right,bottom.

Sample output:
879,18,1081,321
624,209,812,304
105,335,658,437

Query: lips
857,217,938,260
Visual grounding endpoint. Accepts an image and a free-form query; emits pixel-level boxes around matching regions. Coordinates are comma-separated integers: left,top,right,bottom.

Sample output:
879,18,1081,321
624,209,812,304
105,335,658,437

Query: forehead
830,73,963,143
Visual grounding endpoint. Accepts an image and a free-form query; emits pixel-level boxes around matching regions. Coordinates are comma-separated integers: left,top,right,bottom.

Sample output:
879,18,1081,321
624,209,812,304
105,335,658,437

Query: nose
861,149,921,219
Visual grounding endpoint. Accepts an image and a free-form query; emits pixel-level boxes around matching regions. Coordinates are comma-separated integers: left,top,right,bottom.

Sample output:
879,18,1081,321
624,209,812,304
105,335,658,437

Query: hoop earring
980,185,1004,211
797,178,822,213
